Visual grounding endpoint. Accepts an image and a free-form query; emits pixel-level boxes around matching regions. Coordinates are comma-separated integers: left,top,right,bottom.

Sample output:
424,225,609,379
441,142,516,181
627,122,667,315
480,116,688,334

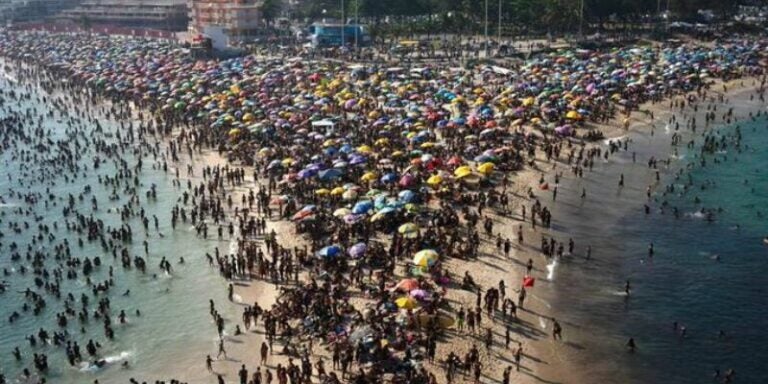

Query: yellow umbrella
315,188,330,196
228,128,241,136
323,139,336,147
391,150,405,158
331,187,346,196
398,223,419,238
360,172,377,182
566,110,581,120
413,249,439,267
357,145,373,154
395,296,419,309
522,97,535,107
420,142,436,149
370,211,388,222
258,147,273,157
477,162,494,175
426,174,443,186
454,166,472,178
374,138,390,147
281,158,295,166
333,208,351,217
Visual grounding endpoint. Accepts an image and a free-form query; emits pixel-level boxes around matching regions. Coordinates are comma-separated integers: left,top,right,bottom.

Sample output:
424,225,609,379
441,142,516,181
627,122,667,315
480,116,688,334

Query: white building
188,0,264,47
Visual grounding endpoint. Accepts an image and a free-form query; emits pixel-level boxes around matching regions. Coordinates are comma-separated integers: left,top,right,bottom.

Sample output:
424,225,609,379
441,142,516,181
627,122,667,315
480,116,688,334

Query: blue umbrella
377,206,396,214
474,154,494,163
318,168,343,181
352,200,373,214
381,173,398,184
298,169,316,179
317,245,342,258
398,190,416,203
349,156,367,165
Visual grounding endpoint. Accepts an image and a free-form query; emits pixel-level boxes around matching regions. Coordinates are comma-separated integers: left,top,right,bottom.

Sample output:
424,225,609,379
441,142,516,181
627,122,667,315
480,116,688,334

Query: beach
1,31,767,384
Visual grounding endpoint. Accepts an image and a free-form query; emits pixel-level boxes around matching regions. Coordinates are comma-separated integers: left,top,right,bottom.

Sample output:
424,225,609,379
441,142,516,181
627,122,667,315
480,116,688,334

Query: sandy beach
177,75,766,384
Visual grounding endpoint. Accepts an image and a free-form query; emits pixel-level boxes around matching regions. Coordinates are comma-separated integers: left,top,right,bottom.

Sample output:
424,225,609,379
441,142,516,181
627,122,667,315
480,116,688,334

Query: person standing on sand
206,354,213,372
552,318,563,340
514,343,523,371
473,361,483,384
260,341,269,365
239,364,248,384
217,338,227,359
502,366,512,384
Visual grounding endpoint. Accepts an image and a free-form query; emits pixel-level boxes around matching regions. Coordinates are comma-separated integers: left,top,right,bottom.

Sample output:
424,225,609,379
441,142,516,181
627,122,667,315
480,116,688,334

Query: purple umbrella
348,243,367,258
344,214,364,224
409,289,429,300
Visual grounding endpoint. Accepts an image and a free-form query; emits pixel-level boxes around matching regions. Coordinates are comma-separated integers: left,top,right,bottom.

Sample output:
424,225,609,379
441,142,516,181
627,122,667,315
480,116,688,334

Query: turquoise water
0,71,240,383
543,99,768,383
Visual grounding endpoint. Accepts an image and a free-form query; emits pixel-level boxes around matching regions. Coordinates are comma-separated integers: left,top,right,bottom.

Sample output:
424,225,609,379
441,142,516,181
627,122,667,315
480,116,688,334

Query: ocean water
0,69,240,383
541,98,768,383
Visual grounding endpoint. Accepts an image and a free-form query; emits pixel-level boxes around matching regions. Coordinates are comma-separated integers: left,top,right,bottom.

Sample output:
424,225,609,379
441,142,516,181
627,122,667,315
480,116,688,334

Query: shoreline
1,32,767,384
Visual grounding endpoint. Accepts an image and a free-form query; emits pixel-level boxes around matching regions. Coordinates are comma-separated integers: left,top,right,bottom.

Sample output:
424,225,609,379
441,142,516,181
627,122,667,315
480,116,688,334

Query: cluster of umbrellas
2,31,766,336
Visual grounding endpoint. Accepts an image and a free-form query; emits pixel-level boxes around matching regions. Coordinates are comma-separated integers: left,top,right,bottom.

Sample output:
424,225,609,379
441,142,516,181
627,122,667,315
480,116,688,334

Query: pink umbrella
399,174,415,187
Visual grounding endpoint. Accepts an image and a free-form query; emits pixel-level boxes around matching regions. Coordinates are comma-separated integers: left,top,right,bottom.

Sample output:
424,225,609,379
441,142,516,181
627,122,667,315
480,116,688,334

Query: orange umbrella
395,278,420,292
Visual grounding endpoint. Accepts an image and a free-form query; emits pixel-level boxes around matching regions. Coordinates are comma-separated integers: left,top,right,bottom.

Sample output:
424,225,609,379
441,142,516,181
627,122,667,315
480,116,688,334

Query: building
59,0,188,31
0,0,82,23
188,0,264,48
307,22,370,48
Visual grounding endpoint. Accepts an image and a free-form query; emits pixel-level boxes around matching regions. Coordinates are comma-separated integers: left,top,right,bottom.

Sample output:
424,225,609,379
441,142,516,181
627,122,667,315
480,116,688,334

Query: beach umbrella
381,173,398,184
360,171,378,182
315,188,330,196
318,168,343,181
399,174,415,187
566,110,582,120
333,207,352,217
395,296,419,309
317,245,342,258
292,210,314,221
426,174,443,187
342,189,358,200
454,166,473,178
477,162,494,175
409,289,429,300
330,187,346,196
398,223,419,238
344,214,364,224
413,249,438,267
395,278,420,291
352,200,373,214
348,243,367,258
398,190,416,203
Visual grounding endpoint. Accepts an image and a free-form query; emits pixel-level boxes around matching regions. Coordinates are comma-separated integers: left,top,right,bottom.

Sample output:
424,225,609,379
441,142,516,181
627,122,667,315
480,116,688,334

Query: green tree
261,0,282,26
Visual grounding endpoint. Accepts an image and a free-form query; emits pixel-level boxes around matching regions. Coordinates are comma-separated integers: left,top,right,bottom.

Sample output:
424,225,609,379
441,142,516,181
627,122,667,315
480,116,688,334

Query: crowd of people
1,29,767,384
